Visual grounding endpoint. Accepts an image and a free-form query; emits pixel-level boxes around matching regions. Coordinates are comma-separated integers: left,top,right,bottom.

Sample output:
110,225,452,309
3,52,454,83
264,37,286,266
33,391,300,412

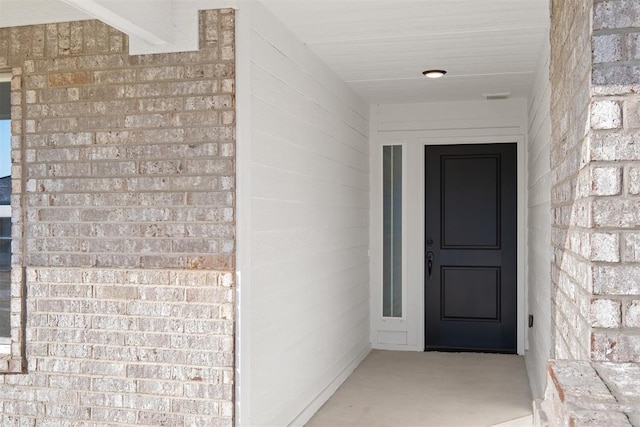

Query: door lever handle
427,251,434,279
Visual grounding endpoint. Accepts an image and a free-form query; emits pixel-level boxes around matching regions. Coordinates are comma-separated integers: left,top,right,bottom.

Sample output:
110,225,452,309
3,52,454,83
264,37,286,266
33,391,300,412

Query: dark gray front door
424,143,517,353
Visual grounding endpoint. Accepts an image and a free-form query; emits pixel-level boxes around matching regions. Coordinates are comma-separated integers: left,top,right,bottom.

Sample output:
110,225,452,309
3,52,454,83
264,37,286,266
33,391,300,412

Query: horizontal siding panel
251,298,368,422
377,98,526,131
252,199,368,232
250,31,369,136
378,98,525,123
528,144,552,187
379,117,523,132
247,5,370,424
252,163,368,207
252,99,369,173
526,39,552,399
252,294,368,360
528,179,552,208
527,117,551,168
251,131,369,191
251,267,369,328
249,2,369,119
528,92,551,148
251,253,369,301
251,228,369,267
251,64,369,155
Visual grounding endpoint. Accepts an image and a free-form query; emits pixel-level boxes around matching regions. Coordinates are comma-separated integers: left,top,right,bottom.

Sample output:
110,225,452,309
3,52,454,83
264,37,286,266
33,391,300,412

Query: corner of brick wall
550,0,640,364
588,0,640,363
549,0,595,361
542,1,640,424
537,360,639,427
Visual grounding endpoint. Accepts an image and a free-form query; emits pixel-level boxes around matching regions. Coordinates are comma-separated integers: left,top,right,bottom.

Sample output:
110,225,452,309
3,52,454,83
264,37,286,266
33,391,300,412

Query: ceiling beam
59,0,237,54
60,0,173,46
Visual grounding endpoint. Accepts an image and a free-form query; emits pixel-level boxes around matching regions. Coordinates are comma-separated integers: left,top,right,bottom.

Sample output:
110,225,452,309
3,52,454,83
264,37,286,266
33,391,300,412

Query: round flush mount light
422,69,447,79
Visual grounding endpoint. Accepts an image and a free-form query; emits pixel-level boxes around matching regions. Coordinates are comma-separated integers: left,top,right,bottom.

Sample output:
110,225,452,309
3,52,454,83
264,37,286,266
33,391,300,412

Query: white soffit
0,0,236,54
60,0,175,47
259,0,550,103
0,0,550,103
0,0,92,27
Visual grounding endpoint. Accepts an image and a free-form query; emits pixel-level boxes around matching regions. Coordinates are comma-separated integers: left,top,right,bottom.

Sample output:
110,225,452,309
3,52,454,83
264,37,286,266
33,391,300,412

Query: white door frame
370,133,527,355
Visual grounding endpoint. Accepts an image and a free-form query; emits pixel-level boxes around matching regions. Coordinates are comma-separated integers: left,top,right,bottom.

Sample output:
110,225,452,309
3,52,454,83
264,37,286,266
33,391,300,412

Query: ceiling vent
483,92,511,100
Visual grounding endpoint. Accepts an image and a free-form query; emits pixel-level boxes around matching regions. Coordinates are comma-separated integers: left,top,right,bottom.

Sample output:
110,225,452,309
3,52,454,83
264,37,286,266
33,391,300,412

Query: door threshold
424,346,517,355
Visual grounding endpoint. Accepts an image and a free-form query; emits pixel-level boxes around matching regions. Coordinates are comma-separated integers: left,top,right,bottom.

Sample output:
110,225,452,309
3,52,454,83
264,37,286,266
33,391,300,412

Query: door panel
442,156,499,248
425,143,516,353
442,267,500,321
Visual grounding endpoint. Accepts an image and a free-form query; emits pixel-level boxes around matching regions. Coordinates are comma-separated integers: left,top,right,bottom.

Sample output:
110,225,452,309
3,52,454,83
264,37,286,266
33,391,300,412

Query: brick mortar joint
593,27,640,36
25,266,233,270
591,94,640,102
592,295,640,302
590,128,640,136
592,84,640,96
592,327,640,334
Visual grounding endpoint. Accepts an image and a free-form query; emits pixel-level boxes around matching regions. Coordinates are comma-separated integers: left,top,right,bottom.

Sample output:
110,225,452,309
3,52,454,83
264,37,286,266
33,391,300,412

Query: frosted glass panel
383,145,402,317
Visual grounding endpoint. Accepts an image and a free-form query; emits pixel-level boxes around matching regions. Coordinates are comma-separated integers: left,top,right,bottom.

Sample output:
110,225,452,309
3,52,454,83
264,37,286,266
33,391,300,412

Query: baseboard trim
289,344,372,427
373,343,422,351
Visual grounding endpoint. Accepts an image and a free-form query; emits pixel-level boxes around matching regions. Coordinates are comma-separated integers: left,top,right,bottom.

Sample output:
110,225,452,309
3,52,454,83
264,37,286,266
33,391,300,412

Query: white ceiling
261,0,550,103
0,0,90,27
0,0,550,104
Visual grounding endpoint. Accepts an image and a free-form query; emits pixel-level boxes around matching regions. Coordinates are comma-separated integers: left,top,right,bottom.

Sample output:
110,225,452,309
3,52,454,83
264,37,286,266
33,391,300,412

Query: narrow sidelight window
382,145,402,317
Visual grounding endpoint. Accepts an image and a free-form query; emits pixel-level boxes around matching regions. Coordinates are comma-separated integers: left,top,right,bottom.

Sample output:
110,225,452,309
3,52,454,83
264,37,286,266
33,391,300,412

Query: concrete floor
306,350,533,427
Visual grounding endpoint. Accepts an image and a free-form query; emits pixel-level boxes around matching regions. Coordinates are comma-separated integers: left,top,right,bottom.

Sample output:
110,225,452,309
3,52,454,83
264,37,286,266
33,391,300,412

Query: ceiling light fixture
422,69,446,79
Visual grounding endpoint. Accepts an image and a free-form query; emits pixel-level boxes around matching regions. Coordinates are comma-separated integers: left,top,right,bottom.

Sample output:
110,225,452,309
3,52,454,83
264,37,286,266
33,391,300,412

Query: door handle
427,251,434,279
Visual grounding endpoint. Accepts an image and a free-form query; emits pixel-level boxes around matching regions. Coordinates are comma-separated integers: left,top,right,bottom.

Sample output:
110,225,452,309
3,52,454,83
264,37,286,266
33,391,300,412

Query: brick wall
550,0,640,363
589,0,640,363
549,0,594,360
0,9,235,425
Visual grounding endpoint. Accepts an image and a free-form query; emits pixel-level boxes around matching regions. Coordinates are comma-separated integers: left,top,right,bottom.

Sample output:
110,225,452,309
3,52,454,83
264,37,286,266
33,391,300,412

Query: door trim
418,136,526,354
424,143,518,352
370,134,526,355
